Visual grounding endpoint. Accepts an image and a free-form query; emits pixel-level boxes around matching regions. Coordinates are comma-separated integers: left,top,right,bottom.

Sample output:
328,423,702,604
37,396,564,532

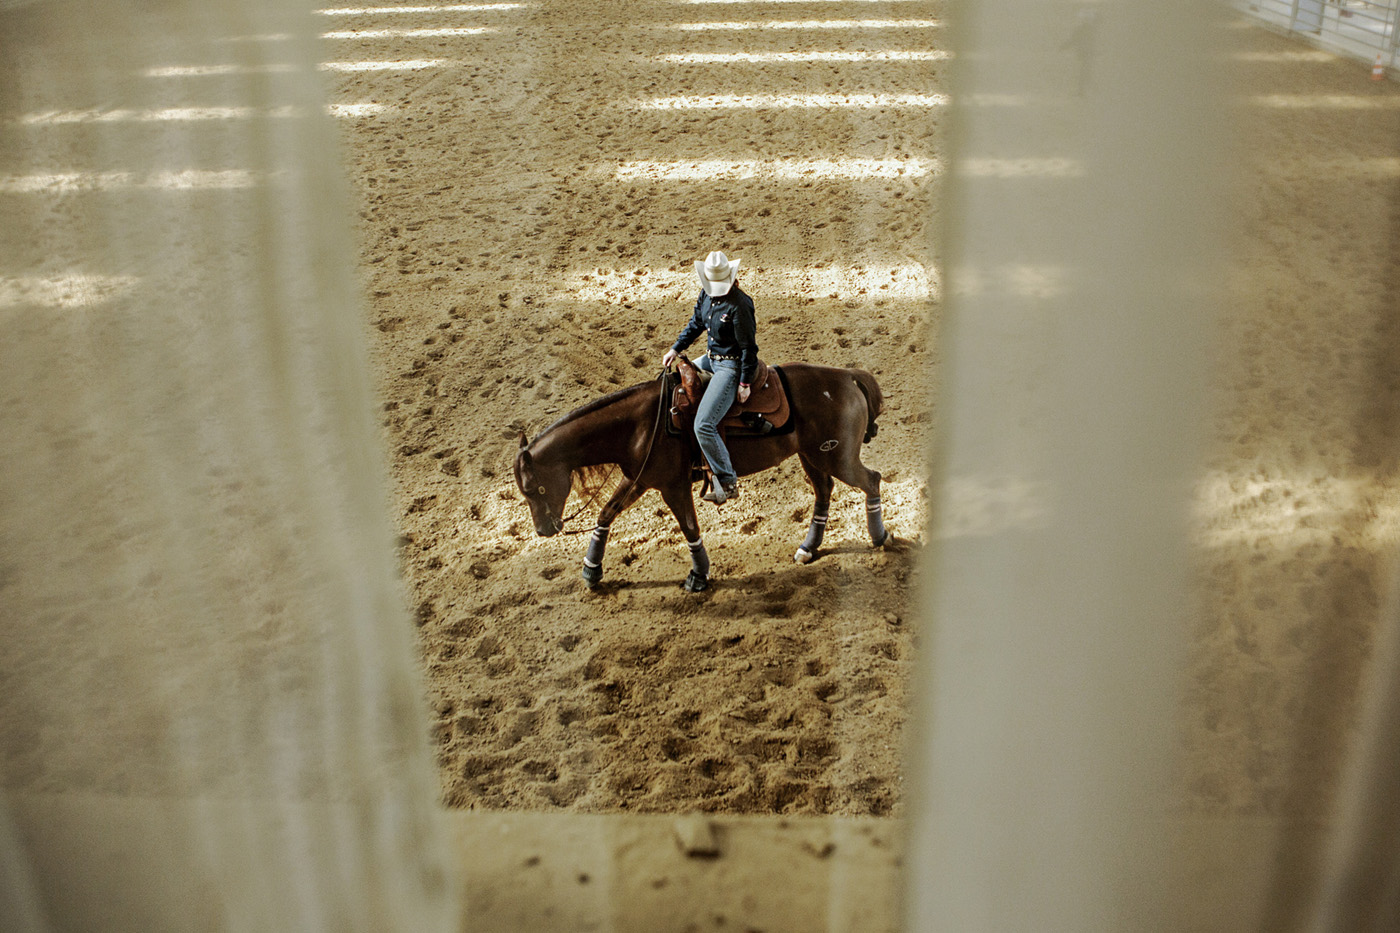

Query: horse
513,362,891,592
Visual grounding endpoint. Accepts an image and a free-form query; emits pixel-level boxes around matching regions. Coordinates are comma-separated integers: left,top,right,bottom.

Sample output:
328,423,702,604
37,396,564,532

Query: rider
661,250,757,505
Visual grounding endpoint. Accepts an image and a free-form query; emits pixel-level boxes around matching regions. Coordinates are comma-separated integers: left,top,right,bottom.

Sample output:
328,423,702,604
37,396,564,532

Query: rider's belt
710,353,741,361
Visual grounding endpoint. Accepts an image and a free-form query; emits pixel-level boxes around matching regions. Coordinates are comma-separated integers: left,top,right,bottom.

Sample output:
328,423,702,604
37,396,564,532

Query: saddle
668,354,791,435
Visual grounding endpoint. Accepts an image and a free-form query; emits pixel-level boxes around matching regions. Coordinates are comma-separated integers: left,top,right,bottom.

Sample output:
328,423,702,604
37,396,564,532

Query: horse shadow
581,534,922,606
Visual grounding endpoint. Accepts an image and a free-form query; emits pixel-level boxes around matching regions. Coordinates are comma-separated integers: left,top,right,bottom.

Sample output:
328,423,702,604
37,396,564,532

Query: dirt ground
1183,23,1400,850
8,7,1399,931
327,4,1400,821
333,0,939,816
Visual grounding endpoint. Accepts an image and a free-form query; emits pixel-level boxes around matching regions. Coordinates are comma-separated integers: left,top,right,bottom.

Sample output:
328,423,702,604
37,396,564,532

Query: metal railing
1234,0,1400,69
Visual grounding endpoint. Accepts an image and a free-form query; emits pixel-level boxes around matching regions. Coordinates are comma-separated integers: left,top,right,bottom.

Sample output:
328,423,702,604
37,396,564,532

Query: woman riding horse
660,250,755,505
514,351,892,591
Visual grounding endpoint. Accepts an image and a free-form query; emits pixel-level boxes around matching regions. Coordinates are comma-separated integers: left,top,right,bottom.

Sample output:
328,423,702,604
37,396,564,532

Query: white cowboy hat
695,250,740,297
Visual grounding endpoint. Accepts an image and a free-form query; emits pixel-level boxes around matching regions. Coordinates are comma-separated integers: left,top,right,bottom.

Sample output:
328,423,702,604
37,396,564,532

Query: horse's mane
571,463,617,501
525,381,655,498
532,380,651,442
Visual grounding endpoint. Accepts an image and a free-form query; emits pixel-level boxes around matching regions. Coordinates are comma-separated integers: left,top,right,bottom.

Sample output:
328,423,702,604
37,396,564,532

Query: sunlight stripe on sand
565,264,937,302
321,26,494,38
147,61,452,75
22,107,257,124
317,4,523,12
0,275,142,309
0,170,260,193
632,92,948,109
955,157,1086,178
146,64,295,77
1263,156,1400,177
611,158,937,180
673,19,942,30
1194,471,1400,548
322,59,452,71
677,0,924,4
19,104,388,124
657,50,947,63
950,264,1070,299
1248,94,1400,109
328,103,391,117
1229,50,1337,62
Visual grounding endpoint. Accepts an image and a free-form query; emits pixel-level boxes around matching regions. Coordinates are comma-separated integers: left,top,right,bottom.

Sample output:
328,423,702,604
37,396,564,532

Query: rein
556,470,615,532
549,370,671,535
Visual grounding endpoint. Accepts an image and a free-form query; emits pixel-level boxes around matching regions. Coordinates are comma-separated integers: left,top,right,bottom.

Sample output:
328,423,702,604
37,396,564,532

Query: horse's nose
535,523,559,538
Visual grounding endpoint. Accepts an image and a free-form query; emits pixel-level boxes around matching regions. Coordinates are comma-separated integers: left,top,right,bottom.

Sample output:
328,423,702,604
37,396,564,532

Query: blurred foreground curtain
0,1,458,930
905,1,1400,931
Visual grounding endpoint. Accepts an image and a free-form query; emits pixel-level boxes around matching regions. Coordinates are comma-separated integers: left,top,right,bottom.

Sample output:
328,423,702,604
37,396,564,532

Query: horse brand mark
820,439,839,451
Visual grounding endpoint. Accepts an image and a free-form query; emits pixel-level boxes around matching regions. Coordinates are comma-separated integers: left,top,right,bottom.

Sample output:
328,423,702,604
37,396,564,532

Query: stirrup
701,480,737,504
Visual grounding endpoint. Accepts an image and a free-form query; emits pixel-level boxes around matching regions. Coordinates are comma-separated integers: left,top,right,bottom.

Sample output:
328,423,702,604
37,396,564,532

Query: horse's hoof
873,530,892,549
794,547,815,564
582,564,603,588
682,571,709,593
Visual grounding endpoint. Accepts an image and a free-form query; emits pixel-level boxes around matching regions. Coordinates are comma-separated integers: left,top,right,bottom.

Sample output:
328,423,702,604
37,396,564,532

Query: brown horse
513,363,890,592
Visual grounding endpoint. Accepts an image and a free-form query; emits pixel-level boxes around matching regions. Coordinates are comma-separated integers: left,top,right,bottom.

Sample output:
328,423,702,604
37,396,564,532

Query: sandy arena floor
333,0,940,815
4,6,1399,930
325,3,1400,822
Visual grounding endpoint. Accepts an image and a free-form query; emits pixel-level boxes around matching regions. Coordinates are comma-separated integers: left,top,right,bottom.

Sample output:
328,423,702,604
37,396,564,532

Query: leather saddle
668,354,791,435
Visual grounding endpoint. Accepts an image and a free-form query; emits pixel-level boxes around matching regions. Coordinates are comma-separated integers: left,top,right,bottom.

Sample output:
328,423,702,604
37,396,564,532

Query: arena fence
1234,0,1400,70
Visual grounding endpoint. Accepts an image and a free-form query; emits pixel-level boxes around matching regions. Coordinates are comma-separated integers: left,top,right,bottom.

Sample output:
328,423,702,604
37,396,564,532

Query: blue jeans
694,355,739,487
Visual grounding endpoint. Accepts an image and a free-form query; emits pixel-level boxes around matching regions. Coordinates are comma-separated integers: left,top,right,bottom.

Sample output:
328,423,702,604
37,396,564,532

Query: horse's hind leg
795,455,835,564
828,450,891,549
659,479,710,591
865,484,891,548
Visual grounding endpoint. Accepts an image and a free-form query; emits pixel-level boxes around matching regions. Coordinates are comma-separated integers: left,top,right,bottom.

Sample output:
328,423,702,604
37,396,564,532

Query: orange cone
1372,54,1385,82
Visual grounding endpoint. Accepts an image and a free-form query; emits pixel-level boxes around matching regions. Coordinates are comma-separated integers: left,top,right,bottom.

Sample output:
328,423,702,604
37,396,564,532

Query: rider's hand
662,348,678,369
737,384,751,403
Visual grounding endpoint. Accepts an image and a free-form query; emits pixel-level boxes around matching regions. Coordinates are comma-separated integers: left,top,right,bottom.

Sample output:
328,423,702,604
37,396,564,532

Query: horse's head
514,433,571,537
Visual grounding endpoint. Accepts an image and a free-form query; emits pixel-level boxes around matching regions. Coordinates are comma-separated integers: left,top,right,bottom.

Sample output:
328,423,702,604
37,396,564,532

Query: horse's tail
851,369,883,444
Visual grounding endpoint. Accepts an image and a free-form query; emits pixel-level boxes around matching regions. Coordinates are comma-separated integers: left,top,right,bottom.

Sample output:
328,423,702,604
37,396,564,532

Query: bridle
528,481,567,536
528,472,605,536
523,370,671,535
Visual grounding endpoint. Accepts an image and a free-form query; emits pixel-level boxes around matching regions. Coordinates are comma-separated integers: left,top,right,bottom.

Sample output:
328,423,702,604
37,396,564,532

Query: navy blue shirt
671,287,758,385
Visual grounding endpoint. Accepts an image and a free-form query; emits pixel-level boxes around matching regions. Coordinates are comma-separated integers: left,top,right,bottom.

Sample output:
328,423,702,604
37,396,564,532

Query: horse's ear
518,432,529,449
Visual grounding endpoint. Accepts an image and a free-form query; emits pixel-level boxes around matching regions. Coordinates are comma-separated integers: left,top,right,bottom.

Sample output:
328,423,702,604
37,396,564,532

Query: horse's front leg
659,480,710,592
581,481,646,589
